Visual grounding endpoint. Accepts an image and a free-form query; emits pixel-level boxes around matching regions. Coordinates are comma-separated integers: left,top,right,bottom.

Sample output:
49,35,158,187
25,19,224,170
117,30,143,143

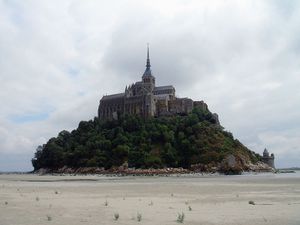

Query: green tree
112,145,129,166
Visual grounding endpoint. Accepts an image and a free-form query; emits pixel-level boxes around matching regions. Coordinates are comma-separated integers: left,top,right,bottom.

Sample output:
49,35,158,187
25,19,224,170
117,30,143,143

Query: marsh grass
137,212,142,222
177,212,185,223
188,206,192,211
114,213,119,221
47,215,52,221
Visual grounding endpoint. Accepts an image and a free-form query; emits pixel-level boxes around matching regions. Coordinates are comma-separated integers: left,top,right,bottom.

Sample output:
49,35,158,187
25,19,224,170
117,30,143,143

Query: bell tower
142,44,155,92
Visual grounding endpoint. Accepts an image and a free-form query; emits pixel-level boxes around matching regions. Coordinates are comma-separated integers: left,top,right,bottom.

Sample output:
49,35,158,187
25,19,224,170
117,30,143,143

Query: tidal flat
0,173,300,225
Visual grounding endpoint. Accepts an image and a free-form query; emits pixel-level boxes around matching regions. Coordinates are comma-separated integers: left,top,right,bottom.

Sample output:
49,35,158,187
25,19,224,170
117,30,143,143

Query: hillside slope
32,106,265,174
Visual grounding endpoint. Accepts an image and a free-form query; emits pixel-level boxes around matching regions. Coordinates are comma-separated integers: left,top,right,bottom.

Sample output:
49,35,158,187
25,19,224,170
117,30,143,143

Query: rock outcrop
35,156,274,176
218,154,274,174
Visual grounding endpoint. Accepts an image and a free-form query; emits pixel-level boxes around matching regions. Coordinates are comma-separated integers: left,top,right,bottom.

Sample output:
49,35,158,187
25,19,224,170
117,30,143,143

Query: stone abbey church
98,47,216,121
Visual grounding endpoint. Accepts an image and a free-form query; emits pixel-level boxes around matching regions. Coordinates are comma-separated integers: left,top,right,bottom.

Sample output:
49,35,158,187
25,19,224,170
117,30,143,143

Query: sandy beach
0,173,300,225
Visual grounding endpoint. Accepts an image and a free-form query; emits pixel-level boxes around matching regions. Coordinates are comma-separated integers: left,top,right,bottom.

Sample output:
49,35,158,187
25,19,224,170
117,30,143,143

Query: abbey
98,47,215,121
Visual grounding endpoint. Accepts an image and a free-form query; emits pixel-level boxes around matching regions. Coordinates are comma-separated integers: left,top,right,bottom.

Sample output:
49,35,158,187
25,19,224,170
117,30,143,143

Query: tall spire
146,43,151,68
143,43,152,77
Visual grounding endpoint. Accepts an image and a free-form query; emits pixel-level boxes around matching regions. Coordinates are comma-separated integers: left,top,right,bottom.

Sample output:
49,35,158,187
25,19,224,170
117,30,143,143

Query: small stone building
262,148,275,168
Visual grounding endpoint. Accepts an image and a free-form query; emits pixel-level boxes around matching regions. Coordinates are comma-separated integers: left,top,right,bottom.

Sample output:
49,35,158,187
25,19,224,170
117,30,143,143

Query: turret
263,148,269,157
262,148,275,168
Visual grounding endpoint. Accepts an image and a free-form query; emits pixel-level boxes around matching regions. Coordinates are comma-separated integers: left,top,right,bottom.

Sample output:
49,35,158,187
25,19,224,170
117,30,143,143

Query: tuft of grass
55,190,58,194
137,212,142,222
47,215,52,221
114,213,119,221
188,206,192,211
4,201,8,205
171,193,174,197
104,200,108,206
248,200,255,205
36,197,39,201
177,212,185,223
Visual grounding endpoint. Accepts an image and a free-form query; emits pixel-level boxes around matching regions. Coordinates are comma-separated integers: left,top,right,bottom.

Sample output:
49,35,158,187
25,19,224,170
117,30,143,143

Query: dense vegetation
32,107,261,171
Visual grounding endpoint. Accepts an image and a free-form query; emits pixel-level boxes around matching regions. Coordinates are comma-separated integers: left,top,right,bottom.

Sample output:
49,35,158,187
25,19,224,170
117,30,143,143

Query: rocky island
32,47,274,175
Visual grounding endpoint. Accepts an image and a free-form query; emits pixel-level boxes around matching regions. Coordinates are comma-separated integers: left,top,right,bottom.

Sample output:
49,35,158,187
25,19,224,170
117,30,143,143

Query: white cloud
0,0,299,171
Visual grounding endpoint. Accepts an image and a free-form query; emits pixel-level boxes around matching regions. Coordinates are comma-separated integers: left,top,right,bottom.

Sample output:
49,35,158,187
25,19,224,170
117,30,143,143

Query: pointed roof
143,43,153,77
263,148,269,157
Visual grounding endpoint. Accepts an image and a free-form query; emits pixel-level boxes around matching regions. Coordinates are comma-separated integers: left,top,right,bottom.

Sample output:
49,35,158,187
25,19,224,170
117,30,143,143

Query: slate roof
101,93,124,100
154,85,175,91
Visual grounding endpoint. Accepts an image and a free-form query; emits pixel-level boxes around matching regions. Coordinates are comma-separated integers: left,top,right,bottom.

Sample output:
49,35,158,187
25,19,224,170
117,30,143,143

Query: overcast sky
0,0,299,171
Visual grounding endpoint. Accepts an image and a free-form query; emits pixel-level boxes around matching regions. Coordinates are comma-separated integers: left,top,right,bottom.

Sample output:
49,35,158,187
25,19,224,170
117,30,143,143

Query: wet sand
0,173,300,225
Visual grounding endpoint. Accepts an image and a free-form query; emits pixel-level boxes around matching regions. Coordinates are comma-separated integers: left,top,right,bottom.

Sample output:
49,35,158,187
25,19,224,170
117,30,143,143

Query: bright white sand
0,173,300,225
